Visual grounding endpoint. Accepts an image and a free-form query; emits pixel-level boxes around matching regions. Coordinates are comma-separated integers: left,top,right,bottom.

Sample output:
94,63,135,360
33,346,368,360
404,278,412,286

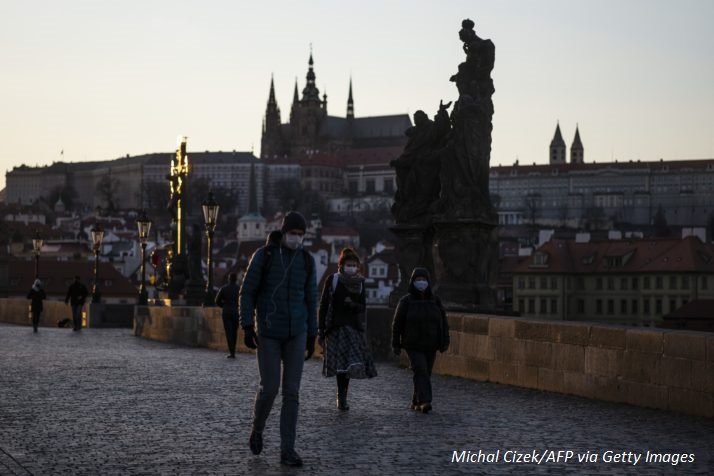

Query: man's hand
243,326,258,350
305,335,316,361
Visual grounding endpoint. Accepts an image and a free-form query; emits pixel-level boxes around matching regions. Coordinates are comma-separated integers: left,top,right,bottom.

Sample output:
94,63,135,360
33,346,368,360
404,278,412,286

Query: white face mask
414,280,429,292
284,233,304,250
343,265,358,276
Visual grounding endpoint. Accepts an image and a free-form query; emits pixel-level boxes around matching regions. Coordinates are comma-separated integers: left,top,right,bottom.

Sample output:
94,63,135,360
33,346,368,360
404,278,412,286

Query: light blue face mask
414,280,429,292
284,233,304,250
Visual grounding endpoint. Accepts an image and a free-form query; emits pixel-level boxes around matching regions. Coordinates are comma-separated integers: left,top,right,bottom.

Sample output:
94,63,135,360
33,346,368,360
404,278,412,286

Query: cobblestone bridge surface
0,323,712,475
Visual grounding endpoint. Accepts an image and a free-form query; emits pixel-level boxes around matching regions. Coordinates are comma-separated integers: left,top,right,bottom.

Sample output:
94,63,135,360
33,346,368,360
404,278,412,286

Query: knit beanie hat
281,211,307,233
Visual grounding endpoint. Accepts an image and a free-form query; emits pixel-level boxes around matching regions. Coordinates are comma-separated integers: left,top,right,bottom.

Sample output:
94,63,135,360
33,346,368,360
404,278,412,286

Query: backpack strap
331,272,340,294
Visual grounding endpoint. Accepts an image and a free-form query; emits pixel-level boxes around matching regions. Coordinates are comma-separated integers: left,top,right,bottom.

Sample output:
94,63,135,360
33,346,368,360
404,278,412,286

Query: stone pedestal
167,254,187,301
432,219,497,312
184,279,206,306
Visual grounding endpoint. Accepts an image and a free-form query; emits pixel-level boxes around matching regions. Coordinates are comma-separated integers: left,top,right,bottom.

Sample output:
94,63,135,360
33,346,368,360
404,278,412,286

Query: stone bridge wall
2,299,711,417
438,314,714,418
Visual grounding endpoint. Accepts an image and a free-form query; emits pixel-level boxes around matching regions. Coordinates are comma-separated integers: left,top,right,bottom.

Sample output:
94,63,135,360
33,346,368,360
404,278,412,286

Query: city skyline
1,0,713,191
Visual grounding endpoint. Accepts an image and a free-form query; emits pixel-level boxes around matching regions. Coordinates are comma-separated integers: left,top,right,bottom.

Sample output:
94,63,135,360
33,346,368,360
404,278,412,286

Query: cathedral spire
261,74,283,159
302,49,320,101
268,74,277,106
549,122,566,165
347,77,354,119
570,124,584,164
292,77,299,105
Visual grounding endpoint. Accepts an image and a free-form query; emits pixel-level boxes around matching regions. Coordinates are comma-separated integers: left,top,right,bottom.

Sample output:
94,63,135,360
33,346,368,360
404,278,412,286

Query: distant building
260,53,410,160
512,235,714,326
491,157,714,229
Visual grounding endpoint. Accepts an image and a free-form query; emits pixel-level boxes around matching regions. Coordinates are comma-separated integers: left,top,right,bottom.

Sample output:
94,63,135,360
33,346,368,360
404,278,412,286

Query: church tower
289,51,328,155
260,75,285,159
570,125,584,164
549,123,566,165
347,78,354,119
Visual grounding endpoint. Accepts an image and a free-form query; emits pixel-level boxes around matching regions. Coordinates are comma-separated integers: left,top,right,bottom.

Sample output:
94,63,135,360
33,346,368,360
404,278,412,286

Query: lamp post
32,230,43,279
136,210,152,305
202,192,219,306
90,223,104,303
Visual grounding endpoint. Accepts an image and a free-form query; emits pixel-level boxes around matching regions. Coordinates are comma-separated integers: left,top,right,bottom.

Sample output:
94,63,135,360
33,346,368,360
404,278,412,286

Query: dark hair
338,248,360,266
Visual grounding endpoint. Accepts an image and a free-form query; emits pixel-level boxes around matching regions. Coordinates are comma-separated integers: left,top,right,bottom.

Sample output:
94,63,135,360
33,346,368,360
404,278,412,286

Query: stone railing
436,314,713,418
5,299,710,418
0,298,133,328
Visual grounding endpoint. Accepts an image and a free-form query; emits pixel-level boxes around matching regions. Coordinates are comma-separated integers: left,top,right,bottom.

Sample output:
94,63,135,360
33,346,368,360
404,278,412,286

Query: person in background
215,272,240,358
391,267,450,414
239,211,317,467
27,279,46,333
318,247,377,411
65,276,88,331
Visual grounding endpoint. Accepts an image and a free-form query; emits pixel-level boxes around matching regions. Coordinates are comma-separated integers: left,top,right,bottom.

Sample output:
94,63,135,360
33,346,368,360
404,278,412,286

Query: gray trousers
252,332,306,452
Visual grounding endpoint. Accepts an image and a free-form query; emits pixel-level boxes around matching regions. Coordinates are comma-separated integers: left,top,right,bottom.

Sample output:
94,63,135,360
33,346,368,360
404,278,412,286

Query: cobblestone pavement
0,324,712,475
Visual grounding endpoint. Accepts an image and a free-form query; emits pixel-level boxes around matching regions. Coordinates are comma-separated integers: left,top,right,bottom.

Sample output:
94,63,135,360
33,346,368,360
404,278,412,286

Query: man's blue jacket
239,245,318,339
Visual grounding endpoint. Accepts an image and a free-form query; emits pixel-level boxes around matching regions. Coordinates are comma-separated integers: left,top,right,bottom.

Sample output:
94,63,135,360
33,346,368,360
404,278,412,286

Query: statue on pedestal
390,18,498,311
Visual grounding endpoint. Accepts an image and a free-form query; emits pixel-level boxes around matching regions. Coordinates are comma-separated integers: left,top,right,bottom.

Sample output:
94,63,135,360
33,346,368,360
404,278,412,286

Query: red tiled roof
514,236,714,274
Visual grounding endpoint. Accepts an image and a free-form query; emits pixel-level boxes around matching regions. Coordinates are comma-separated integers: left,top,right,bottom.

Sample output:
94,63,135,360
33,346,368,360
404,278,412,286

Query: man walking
65,276,88,331
215,272,240,358
239,211,317,467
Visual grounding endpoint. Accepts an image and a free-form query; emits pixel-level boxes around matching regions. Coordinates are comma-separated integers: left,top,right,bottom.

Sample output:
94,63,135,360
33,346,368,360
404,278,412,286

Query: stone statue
434,18,495,221
390,101,452,224
389,18,498,311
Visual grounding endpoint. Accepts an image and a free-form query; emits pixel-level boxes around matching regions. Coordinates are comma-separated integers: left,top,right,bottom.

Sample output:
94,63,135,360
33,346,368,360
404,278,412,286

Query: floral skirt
322,325,378,379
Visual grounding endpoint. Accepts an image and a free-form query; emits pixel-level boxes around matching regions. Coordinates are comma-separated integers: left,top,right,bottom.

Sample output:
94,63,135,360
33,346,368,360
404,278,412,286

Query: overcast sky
2,0,713,190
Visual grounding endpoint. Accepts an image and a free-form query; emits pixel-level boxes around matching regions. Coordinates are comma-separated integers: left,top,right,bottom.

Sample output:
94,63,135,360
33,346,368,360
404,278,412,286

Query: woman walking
318,248,377,410
27,279,46,333
391,267,450,413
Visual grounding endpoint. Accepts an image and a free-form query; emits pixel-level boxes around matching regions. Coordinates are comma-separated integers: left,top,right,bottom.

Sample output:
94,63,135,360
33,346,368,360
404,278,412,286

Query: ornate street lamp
136,210,152,305
201,192,219,306
32,230,44,279
90,223,104,303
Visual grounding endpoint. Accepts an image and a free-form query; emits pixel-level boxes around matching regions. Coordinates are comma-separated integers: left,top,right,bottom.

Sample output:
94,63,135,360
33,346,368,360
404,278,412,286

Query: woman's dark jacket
391,291,450,352
318,274,366,336
27,288,46,312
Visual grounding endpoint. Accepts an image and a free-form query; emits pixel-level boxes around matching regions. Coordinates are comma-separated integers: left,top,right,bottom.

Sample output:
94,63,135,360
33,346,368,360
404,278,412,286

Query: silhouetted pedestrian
215,272,239,358
65,276,88,331
27,279,46,333
391,267,450,414
239,211,317,467
318,247,377,411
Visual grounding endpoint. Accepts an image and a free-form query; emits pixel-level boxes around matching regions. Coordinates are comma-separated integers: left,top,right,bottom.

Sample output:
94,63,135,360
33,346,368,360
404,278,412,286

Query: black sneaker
249,431,263,455
280,449,303,467
420,403,432,414
226,354,236,359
